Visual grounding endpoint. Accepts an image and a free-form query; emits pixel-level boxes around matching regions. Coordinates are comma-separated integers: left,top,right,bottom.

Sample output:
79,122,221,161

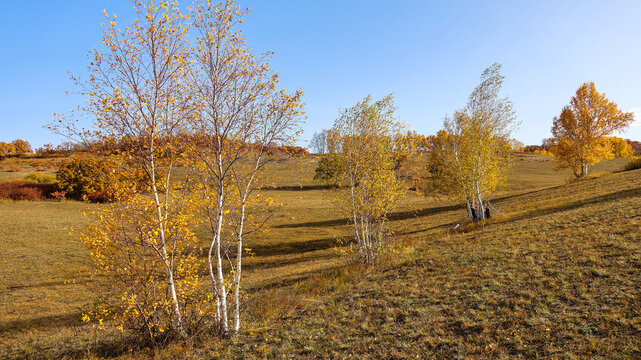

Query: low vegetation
0,181,59,201
624,156,641,171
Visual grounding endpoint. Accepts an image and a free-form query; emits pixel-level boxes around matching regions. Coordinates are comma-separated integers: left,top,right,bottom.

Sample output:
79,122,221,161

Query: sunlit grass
0,154,639,358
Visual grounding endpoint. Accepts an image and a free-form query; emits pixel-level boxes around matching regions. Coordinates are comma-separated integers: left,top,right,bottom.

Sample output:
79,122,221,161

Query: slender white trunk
150,148,186,337
349,173,362,257
465,196,472,219
208,149,228,334
233,201,246,333
475,181,485,221
214,185,228,334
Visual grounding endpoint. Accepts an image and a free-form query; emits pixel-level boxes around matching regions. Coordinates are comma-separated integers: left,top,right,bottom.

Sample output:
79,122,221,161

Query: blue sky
1,0,640,148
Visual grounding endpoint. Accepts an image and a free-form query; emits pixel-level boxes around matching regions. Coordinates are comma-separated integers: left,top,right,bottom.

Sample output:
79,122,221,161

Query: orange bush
0,181,58,201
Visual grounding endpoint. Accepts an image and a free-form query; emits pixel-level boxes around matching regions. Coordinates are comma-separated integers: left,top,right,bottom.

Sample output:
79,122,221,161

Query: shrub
57,156,116,199
8,187,40,201
51,190,67,201
8,167,22,172
24,173,58,184
314,154,341,184
624,156,641,171
0,181,58,201
86,191,115,203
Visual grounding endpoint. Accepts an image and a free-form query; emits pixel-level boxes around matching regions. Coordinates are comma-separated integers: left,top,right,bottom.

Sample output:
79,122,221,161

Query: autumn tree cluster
426,64,518,221
0,139,32,158
319,95,410,263
54,0,303,341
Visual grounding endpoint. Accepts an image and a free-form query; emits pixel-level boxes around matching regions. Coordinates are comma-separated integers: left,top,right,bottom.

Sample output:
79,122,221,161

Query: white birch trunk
233,201,245,333
149,145,186,338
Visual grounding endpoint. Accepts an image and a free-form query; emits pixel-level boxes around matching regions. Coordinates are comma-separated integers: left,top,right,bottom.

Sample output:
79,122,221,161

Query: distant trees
427,64,518,221
549,82,634,177
313,153,341,184
325,94,409,263
0,139,33,158
56,155,117,200
311,129,329,154
609,137,634,158
11,139,32,155
626,139,641,155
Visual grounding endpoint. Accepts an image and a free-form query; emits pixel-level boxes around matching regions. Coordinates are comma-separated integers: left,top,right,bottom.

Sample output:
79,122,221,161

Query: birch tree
549,82,634,177
326,94,408,263
52,1,202,339
428,64,517,221
188,0,304,335
311,129,328,154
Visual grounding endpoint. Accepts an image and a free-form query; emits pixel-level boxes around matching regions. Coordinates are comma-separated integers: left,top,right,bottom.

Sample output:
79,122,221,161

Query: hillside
0,155,639,358
214,166,641,359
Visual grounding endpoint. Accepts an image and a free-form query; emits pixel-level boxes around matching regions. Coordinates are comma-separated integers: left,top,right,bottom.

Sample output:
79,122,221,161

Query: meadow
0,154,639,359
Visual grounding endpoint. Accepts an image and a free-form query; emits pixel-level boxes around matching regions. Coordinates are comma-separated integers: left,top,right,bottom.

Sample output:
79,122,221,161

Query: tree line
312,67,635,257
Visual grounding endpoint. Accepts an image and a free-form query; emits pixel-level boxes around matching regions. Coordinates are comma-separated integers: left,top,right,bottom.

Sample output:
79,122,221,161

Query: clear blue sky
1,0,640,148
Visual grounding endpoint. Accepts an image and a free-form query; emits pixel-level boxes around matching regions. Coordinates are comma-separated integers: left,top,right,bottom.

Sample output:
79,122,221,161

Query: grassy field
0,154,639,359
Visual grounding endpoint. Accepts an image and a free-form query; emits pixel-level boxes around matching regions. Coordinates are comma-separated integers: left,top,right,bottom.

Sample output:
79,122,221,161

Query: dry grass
1,154,639,359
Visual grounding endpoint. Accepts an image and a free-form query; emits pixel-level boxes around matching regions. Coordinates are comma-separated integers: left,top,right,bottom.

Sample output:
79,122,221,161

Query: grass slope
216,167,641,359
0,155,639,358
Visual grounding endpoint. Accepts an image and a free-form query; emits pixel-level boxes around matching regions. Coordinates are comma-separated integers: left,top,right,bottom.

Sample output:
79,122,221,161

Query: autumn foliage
549,82,634,177
427,64,517,221
324,94,409,263
0,139,33,159
56,155,117,201
48,0,304,341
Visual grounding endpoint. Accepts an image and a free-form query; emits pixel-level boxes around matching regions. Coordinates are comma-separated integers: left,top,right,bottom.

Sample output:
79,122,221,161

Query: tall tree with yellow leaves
188,0,304,335
428,64,517,221
53,1,202,339
326,94,409,263
550,82,634,177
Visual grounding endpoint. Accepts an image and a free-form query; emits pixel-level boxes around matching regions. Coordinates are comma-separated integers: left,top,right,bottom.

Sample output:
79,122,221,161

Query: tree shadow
249,236,352,257
274,203,464,229
243,252,338,272
0,312,83,335
246,264,346,292
262,184,341,191
457,187,641,233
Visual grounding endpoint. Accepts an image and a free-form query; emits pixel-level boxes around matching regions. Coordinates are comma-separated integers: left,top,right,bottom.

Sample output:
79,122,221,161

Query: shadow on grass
272,184,566,230
274,203,464,229
262,184,341,191
9,330,145,360
250,236,353,257
0,312,83,335
246,264,346,292
457,186,641,233
243,252,338,272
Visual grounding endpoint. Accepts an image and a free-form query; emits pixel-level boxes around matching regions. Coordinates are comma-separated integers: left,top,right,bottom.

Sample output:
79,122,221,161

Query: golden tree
608,137,634,158
187,0,304,335
326,94,408,263
428,64,517,221
11,139,32,155
550,82,634,177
